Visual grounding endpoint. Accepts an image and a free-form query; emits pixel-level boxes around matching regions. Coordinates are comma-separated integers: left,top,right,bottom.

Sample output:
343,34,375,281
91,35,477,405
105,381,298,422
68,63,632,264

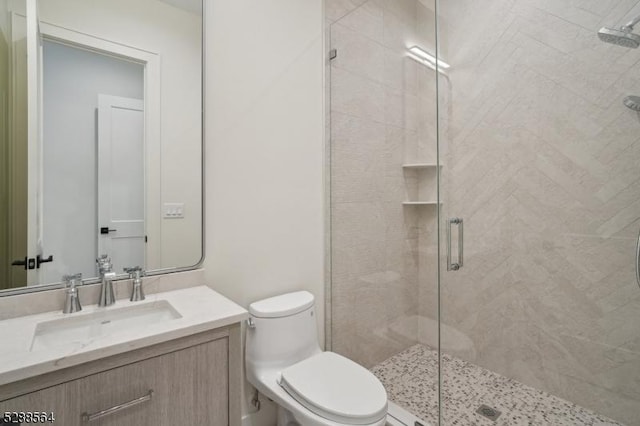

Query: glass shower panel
327,0,440,423
437,1,640,425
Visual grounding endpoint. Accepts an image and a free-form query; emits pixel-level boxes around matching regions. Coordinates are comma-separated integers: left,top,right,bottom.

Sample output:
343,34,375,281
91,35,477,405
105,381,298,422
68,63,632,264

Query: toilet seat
279,352,388,425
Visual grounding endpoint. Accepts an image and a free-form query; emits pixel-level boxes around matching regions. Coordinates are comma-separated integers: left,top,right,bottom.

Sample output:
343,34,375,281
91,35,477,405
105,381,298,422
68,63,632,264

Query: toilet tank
246,291,321,375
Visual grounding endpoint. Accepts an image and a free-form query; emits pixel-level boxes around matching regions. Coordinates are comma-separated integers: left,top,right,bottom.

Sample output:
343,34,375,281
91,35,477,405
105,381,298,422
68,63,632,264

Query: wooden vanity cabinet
0,325,241,426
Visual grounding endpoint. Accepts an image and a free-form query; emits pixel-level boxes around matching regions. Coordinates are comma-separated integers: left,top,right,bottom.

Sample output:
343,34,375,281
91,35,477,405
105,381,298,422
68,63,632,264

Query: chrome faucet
124,266,145,301
62,273,83,314
97,255,116,307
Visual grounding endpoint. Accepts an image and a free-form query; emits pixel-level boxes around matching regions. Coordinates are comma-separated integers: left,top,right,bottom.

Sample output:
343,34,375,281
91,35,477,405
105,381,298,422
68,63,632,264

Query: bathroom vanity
0,283,247,425
0,1,231,423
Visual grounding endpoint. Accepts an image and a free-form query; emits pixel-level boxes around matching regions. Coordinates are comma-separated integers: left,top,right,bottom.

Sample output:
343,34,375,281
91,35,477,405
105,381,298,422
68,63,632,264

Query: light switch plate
163,203,185,219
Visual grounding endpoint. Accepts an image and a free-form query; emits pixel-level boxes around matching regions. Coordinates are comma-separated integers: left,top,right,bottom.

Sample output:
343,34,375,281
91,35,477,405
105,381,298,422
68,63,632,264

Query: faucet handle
96,255,113,274
63,273,83,288
62,273,83,314
125,266,146,302
124,266,144,277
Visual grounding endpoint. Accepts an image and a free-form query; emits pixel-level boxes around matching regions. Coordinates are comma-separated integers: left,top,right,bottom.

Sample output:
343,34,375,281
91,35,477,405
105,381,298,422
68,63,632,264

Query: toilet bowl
245,291,388,426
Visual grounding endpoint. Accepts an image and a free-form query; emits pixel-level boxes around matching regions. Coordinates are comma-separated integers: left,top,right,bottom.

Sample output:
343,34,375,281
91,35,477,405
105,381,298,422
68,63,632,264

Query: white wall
42,41,143,282
204,0,325,422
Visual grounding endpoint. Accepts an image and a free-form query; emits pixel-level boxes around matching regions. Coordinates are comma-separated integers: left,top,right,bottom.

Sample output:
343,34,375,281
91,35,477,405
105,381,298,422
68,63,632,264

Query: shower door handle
447,217,463,271
636,227,640,289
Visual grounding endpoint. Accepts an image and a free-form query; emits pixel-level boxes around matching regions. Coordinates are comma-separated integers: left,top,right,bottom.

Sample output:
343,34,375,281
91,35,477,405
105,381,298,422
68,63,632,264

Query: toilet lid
279,352,387,425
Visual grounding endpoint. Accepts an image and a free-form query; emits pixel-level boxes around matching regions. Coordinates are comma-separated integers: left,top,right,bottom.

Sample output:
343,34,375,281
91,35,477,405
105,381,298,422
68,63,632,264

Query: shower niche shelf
402,161,441,206
402,201,441,205
402,163,442,169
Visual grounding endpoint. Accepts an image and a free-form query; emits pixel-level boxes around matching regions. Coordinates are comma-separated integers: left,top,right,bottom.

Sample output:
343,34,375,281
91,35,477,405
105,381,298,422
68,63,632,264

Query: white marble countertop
0,285,248,386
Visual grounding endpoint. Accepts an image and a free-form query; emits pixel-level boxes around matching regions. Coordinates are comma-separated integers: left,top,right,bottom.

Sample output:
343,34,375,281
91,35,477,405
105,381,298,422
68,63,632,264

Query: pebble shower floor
371,345,624,426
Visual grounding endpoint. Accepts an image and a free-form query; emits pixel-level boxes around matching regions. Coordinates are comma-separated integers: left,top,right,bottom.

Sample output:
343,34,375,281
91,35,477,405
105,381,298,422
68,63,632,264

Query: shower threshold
387,400,431,426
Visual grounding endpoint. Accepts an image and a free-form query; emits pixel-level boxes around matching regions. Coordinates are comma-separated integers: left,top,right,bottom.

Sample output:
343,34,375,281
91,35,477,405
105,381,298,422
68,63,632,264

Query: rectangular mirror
0,0,203,294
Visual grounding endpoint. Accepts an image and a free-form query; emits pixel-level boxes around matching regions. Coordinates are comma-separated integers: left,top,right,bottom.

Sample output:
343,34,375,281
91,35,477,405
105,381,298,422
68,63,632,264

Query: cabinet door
0,337,229,426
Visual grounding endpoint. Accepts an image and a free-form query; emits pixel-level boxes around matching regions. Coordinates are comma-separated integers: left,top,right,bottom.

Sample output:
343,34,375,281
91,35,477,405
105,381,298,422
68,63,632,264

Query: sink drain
476,404,501,421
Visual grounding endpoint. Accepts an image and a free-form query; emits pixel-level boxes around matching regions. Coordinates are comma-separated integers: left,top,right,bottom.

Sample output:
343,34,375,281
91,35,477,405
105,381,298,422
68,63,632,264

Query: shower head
598,14,640,48
597,27,640,48
623,95,640,111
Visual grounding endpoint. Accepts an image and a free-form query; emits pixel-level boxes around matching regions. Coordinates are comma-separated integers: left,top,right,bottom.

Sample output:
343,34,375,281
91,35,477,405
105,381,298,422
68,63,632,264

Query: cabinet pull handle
81,389,153,422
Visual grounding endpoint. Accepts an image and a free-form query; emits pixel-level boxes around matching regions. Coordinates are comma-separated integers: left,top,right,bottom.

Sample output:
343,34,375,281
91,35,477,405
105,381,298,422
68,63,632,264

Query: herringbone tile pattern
435,1,640,424
328,0,640,424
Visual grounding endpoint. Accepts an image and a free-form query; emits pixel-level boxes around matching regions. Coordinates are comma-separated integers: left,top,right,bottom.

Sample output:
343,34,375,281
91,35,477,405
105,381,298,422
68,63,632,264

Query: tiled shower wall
430,1,640,424
330,0,640,424
328,0,438,368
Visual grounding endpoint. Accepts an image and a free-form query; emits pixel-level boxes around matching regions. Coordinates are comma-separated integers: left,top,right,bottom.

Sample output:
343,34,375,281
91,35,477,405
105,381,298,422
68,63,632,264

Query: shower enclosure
327,1,640,425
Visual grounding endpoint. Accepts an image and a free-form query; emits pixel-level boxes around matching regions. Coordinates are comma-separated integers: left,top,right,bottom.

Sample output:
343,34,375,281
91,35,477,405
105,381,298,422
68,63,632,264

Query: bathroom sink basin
30,300,181,352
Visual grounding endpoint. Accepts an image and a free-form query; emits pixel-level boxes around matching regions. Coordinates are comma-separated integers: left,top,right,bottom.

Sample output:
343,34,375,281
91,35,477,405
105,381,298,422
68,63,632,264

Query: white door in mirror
26,0,44,286
97,95,145,273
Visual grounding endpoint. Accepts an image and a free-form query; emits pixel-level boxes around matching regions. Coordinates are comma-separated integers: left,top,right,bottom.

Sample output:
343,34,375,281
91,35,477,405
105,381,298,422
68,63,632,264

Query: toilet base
278,406,301,426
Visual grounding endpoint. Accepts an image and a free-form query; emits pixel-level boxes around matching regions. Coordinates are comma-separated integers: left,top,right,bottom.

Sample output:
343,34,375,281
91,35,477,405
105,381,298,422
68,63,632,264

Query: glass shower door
436,1,640,424
327,0,440,424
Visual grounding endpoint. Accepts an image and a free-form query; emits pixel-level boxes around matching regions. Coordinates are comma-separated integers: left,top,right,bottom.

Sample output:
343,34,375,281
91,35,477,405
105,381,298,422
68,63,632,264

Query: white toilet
245,291,388,426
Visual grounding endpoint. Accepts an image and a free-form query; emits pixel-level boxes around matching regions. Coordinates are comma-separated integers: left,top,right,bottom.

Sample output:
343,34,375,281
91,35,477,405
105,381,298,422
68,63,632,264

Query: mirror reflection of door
97,95,145,275
4,10,28,289
0,8,9,287
42,40,144,283
3,2,40,288
26,0,43,287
